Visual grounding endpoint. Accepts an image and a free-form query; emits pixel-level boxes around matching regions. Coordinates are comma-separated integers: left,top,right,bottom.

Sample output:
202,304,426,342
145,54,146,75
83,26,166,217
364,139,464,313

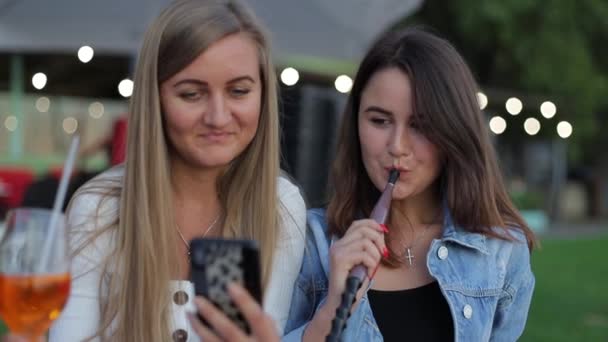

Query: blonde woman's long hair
69,0,281,340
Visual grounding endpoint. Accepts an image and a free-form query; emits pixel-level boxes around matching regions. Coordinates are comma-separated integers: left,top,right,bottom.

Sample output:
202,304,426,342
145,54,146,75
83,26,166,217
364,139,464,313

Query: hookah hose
325,169,399,342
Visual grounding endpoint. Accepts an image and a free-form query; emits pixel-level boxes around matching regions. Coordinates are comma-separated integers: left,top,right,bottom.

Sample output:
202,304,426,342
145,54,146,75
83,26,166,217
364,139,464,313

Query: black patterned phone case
189,238,262,334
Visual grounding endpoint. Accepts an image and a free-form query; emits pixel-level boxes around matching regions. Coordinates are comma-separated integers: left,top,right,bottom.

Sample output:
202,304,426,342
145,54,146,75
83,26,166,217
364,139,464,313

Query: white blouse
49,167,306,341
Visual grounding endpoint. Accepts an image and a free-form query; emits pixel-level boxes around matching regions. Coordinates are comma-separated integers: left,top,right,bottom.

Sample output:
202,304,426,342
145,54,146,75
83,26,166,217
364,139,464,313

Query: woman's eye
230,88,251,97
370,117,390,126
179,92,201,101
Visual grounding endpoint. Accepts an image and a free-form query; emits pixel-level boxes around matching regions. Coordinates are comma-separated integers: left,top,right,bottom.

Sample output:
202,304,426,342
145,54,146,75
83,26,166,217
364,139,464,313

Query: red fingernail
382,247,389,258
380,224,389,233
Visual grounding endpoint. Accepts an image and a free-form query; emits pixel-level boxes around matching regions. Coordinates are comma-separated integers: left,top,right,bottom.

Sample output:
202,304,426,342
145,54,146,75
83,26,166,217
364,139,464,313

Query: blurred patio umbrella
0,0,423,74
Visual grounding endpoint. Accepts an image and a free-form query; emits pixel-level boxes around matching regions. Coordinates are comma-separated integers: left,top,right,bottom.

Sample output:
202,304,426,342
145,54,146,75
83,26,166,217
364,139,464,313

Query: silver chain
175,215,220,257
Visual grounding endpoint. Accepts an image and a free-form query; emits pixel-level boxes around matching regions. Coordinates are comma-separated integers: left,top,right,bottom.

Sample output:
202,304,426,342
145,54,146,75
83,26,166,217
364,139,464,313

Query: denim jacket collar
440,206,490,255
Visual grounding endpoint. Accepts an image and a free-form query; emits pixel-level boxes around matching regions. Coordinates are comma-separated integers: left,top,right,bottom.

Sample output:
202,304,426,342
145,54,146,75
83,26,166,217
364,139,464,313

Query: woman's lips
200,131,234,143
385,166,410,173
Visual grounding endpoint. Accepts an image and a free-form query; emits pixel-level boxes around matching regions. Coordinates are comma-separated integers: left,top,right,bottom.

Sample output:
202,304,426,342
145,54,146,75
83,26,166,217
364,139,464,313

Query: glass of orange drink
0,208,71,341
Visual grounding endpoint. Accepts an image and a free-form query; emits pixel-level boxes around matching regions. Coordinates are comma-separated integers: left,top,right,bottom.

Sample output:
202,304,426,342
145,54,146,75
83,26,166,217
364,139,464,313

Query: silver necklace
397,214,440,267
175,215,220,258
402,225,432,266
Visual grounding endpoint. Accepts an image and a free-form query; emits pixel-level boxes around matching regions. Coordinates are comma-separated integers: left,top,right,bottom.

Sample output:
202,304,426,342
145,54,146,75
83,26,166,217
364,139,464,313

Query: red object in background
110,116,127,166
48,167,77,181
0,168,35,208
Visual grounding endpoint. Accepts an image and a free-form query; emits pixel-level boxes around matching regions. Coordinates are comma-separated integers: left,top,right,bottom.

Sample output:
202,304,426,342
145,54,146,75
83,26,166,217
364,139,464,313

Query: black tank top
368,281,454,341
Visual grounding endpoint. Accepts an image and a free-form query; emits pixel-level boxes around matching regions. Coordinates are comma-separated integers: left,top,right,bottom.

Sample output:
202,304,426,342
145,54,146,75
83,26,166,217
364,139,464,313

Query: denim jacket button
437,246,449,260
463,304,473,319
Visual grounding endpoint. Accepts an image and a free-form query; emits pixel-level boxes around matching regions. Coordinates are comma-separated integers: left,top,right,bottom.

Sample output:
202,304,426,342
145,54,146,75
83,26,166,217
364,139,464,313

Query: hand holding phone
189,283,279,342
189,238,263,334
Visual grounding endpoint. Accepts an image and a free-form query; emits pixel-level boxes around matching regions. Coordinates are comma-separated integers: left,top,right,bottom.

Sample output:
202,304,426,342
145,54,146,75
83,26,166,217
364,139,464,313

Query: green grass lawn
520,234,608,341
1,235,607,339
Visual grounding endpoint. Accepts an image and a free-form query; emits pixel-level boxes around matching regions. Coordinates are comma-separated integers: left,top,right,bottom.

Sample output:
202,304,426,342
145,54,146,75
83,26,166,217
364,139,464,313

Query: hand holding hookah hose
326,169,400,342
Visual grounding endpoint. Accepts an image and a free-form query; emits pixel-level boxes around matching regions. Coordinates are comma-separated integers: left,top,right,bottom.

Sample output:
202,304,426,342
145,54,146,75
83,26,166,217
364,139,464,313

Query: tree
399,0,608,164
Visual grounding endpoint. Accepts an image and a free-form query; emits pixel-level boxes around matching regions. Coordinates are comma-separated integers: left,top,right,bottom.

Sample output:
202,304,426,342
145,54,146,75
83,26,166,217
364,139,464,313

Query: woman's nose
203,93,231,127
387,126,411,158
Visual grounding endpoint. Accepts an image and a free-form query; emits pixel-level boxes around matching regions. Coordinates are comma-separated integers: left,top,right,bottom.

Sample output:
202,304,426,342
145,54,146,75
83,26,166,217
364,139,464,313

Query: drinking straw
39,135,80,271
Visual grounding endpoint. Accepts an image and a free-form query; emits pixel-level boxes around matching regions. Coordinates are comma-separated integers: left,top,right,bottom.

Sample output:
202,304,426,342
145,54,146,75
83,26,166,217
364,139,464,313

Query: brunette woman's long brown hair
327,27,536,266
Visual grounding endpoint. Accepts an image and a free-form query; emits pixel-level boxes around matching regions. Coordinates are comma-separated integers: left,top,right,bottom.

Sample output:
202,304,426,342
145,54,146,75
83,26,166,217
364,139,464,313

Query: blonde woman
48,0,306,341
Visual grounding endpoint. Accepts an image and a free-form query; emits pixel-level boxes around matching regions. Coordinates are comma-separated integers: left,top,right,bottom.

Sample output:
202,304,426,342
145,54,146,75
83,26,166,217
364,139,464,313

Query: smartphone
189,238,263,334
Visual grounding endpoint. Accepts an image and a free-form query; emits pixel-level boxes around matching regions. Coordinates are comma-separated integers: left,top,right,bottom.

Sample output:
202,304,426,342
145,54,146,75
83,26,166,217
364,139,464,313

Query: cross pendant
405,248,414,266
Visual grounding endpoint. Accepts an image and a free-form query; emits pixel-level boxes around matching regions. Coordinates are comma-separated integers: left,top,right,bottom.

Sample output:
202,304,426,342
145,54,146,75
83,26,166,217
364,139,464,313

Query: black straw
388,169,400,184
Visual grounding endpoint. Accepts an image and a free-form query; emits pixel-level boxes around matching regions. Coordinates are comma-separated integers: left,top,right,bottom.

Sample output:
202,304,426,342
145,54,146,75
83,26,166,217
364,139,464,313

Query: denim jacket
283,208,535,342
